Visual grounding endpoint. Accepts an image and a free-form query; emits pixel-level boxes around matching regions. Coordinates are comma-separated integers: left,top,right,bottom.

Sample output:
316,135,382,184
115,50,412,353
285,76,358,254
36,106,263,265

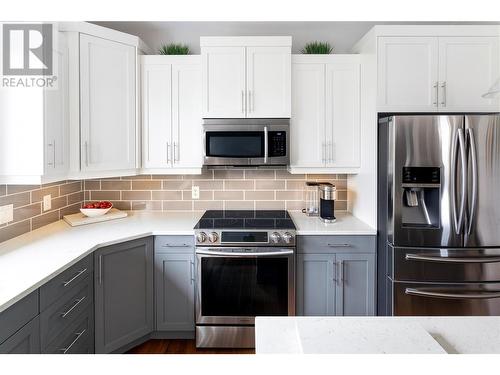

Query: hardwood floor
126,339,255,354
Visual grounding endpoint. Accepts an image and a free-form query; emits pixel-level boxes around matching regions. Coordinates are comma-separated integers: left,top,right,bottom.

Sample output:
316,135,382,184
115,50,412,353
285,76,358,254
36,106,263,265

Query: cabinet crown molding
200,36,292,47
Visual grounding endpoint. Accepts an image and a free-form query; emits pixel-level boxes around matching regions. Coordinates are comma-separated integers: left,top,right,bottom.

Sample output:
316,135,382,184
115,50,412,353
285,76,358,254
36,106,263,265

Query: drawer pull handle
63,268,87,287
59,329,86,354
405,254,500,264
327,244,351,247
405,288,500,300
61,296,86,318
162,244,191,248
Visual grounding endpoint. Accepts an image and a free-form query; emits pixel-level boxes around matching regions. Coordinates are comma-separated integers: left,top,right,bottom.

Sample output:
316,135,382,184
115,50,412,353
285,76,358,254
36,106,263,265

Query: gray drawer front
155,236,194,253
40,274,93,348
0,316,40,354
0,290,39,344
40,255,92,310
298,235,376,254
43,308,93,354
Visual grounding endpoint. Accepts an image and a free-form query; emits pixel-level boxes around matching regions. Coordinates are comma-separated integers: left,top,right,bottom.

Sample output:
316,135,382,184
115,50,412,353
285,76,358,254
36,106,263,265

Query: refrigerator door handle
466,128,478,235
452,128,467,235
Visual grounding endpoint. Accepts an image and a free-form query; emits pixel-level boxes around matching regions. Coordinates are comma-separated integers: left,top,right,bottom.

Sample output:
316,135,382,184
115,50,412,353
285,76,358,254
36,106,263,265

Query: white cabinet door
172,62,203,169
290,63,325,168
438,36,500,111
202,47,245,118
378,37,439,111
44,32,69,178
246,46,291,118
142,63,172,168
80,34,136,172
325,62,361,168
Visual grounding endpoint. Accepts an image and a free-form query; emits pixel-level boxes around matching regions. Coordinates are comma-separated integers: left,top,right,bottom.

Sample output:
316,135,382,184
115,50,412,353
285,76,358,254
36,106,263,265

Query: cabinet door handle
162,243,191,248
84,141,89,167
440,82,446,107
60,296,86,318
331,142,335,164
47,141,54,166
59,329,86,354
248,90,253,112
432,82,438,106
328,243,352,247
166,142,170,164
331,261,336,283
322,142,325,164
173,142,179,163
99,255,103,285
339,260,344,285
241,90,245,114
63,268,87,287
190,260,195,284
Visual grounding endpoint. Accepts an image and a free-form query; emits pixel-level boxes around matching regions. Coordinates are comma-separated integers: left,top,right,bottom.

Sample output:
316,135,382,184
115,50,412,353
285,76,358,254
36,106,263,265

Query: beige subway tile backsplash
82,168,349,213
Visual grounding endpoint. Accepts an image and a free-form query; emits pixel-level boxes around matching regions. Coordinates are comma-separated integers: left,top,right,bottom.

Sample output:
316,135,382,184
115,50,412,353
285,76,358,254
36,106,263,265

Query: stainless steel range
194,210,296,348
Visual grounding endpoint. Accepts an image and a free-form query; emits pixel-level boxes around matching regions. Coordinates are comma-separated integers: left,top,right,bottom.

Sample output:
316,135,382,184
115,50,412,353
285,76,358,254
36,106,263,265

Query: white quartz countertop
289,211,376,235
255,316,500,354
0,210,374,314
0,211,203,313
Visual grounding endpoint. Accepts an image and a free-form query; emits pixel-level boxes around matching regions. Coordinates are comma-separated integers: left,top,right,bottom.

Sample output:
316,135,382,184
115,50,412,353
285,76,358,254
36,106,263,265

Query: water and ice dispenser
400,167,440,228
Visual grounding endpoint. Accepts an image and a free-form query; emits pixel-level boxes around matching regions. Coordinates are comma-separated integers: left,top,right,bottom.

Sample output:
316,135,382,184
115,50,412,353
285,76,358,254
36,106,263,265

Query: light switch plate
0,204,14,224
43,195,52,211
192,186,200,200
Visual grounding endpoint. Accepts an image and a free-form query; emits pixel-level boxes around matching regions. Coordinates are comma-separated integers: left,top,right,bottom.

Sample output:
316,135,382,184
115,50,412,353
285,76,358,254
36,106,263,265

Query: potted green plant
158,43,190,55
300,41,333,54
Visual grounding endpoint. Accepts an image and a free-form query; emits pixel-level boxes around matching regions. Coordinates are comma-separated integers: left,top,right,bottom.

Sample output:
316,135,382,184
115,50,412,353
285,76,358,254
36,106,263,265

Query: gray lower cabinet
94,237,154,353
296,254,336,316
297,235,376,317
335,253,375,316
0,317,40,354
155,252,195,331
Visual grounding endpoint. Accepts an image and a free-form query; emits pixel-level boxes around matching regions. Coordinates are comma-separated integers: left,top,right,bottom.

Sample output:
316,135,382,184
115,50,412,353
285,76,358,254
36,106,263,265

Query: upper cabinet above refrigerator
201,37,291,118
377,34,500,112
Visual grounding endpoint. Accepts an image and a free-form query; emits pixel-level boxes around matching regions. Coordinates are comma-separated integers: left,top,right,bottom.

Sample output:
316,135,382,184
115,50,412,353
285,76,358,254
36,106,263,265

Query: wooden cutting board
63,208,128,227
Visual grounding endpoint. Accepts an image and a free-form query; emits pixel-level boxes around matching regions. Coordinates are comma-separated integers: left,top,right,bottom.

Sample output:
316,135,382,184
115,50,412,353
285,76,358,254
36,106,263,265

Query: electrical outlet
43,194,52,211
0,204,14,224
192,186,200,200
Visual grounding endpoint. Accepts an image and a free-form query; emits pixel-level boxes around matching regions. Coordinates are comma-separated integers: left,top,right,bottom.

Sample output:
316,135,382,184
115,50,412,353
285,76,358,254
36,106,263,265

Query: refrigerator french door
380,114,500,316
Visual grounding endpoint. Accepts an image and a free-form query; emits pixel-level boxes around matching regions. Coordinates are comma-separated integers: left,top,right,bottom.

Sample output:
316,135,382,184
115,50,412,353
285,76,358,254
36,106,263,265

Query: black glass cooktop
194,210,296,230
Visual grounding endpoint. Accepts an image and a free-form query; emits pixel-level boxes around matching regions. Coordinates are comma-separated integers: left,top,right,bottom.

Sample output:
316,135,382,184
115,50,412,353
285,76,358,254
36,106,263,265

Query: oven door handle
196,249,294,257
263,126,268,164
405,253,500,263
405,288,500,300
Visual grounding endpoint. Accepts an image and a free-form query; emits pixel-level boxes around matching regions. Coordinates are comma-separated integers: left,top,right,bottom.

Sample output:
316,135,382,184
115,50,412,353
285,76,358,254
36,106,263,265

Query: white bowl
80,206,112,217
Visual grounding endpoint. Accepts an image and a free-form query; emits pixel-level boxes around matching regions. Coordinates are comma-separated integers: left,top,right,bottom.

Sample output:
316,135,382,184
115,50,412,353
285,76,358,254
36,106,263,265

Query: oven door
203,119,289,166
196,247,295,325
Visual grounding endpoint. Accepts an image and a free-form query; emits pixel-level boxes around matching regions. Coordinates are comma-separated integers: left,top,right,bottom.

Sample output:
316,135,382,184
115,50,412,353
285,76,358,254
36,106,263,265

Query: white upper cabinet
438,37,499,111
290,55,361,174
171,61,202,169
291,63,325,167
201,47,246,118
201,37,292,118
142,56,202,173
378,34,500,112
142,62,172,168
0,31,69,184
378,37,439,111
246,46,291,118
80,34,137,173
44,32,70,179
325,62,361,168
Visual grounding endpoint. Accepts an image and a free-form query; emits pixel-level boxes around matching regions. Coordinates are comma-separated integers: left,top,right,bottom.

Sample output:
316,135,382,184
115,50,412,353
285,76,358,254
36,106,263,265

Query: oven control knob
270,232,282,243
196,232,207,243
208,232,219,243
282,232,293,244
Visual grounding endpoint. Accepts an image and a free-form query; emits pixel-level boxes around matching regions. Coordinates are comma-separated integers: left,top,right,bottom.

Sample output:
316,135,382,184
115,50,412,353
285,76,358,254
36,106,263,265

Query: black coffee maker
319,183,337,223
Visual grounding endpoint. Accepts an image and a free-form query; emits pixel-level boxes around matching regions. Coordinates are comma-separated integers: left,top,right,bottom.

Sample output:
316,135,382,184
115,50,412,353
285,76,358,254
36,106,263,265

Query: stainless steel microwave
203,118,290,166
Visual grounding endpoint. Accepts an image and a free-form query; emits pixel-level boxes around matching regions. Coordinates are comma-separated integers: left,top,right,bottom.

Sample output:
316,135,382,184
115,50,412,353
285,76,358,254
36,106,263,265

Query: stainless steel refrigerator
378,114,500,316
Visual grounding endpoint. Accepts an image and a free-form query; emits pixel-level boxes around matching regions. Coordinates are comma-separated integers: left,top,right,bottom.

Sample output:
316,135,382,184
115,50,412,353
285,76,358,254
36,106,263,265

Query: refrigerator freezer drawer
393,281,500,316
391,246,500,282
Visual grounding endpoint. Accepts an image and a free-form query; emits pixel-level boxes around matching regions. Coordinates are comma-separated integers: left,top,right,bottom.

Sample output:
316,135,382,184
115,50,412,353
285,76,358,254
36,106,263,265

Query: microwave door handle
264,126,268,164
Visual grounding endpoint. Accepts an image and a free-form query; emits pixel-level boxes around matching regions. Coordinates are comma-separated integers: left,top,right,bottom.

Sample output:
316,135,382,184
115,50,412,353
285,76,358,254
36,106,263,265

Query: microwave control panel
268,131,287,157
